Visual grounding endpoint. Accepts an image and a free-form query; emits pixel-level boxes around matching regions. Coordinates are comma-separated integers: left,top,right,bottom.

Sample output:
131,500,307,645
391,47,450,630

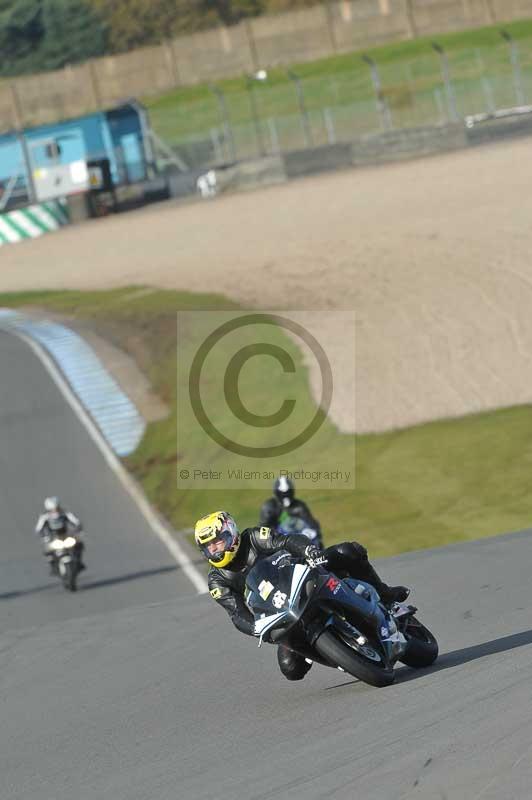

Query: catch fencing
1,0,532,133
149,33,532,170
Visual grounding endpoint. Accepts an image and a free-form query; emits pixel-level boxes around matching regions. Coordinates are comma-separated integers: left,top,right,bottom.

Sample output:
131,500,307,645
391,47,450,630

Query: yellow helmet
194,511,240,568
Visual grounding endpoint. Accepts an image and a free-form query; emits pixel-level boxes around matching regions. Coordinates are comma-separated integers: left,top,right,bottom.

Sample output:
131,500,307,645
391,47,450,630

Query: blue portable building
0,102,153,210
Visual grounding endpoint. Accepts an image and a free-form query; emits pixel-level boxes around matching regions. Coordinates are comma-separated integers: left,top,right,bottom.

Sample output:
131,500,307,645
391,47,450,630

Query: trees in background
0,0,106,76
202,0,265,26
88,0,267,51
40,0,106,69
0,0,324,76
0,0,43,74
89,0,184,52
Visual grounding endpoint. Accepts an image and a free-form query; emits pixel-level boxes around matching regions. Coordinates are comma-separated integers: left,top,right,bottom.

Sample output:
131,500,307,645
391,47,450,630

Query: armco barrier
283,143,353,179
264,125,467,185
167,116,528,198
351,123,468,165
0,199,69,246
465,113,532,145
233,155,286,189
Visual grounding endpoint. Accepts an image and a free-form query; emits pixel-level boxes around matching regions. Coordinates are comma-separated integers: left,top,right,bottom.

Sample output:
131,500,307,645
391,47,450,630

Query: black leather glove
304,545,328,568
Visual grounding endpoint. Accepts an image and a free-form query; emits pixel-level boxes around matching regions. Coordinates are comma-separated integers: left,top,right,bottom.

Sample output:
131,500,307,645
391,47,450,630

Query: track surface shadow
396,627,532,683
0,565,179,599
0,583,57,601
324,628,532,690
78,564,178,591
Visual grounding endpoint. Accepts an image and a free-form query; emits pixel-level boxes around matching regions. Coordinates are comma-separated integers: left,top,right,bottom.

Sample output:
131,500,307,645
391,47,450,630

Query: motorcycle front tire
315,630,395,687
61,561,77,593
400,618,438,668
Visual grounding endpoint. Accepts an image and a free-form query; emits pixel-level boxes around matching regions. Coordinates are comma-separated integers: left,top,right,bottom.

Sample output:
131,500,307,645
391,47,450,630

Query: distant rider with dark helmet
259,476,323,548
195,511,409,681
35,497,85,573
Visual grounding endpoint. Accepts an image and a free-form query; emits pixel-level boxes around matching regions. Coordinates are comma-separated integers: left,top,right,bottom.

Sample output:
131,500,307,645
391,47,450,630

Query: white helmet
44,497,60,512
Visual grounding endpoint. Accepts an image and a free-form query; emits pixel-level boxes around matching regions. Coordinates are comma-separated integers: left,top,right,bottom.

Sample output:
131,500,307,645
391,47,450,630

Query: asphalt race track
2,330,532,799
0,330,198,630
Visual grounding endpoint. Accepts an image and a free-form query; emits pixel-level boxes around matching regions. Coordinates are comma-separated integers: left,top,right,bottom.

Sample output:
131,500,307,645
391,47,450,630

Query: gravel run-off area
2,138,531,433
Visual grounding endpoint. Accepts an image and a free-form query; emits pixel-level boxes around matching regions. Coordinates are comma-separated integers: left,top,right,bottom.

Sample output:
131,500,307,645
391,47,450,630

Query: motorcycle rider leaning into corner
195,511,409,681
259,476,323,548
35,497,86,573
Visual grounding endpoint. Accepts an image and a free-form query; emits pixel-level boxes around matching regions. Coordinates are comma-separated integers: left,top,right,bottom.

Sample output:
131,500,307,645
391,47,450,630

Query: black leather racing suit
259,497,323,548
208,526,397,681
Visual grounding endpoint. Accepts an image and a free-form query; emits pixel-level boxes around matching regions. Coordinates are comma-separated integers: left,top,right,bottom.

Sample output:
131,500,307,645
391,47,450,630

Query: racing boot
378,584,410,607
359,562,409,607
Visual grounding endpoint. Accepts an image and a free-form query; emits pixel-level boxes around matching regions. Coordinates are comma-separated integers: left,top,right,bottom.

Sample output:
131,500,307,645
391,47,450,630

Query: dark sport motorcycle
47,535,83,592
277,512,322,548
245,551,438,687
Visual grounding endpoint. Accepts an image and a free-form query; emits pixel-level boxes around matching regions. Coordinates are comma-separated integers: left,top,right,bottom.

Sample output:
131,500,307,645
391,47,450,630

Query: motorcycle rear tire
315,630,395,687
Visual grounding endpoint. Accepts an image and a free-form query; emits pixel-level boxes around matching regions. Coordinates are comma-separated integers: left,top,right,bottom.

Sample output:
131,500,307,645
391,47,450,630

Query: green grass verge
145,18,532,150
2,287,532,558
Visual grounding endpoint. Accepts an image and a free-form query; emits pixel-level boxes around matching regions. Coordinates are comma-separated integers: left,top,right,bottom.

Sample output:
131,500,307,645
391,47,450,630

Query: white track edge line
12,328,208,595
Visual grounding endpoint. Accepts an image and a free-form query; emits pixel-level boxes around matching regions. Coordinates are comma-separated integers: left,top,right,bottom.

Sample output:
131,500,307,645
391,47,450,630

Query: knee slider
277,646,312,681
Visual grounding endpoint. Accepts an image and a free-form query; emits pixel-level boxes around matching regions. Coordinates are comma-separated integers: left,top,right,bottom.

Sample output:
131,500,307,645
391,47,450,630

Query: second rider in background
259,476,323,548
35,497,86,574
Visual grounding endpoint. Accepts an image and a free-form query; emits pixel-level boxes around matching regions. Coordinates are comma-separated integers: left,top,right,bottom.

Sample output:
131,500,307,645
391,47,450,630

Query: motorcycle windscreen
245,551,295,616
277,511,318,543
277,511,305,535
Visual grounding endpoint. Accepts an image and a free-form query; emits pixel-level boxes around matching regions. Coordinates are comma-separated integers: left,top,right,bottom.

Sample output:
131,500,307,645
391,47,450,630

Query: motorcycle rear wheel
315,630,395,687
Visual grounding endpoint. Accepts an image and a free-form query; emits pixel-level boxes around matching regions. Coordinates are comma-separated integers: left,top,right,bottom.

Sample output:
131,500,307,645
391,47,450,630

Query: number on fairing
258,580,274,600
272,591,287,609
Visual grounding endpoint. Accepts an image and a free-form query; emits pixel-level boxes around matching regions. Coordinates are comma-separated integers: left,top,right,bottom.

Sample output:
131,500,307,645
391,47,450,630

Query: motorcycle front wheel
315,630,395,687
60,561,77,592
399,617,438,668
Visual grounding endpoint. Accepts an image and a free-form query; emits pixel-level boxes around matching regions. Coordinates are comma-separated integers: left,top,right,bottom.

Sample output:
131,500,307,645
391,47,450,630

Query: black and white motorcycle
47,535,83,592
246,550,438,687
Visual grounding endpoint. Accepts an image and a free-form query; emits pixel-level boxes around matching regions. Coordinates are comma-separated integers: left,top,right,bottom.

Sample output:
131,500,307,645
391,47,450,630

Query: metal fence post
209,84,237,162
210,128,223,164
433,88,447,124
287,70,314,147
362,54,392,131
432,42,459,122
323,108,337,144
500,30,526,107
481,77,496,113
267,118,281,154
10,83,37,204
17,131,37,205
246,74,266,157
